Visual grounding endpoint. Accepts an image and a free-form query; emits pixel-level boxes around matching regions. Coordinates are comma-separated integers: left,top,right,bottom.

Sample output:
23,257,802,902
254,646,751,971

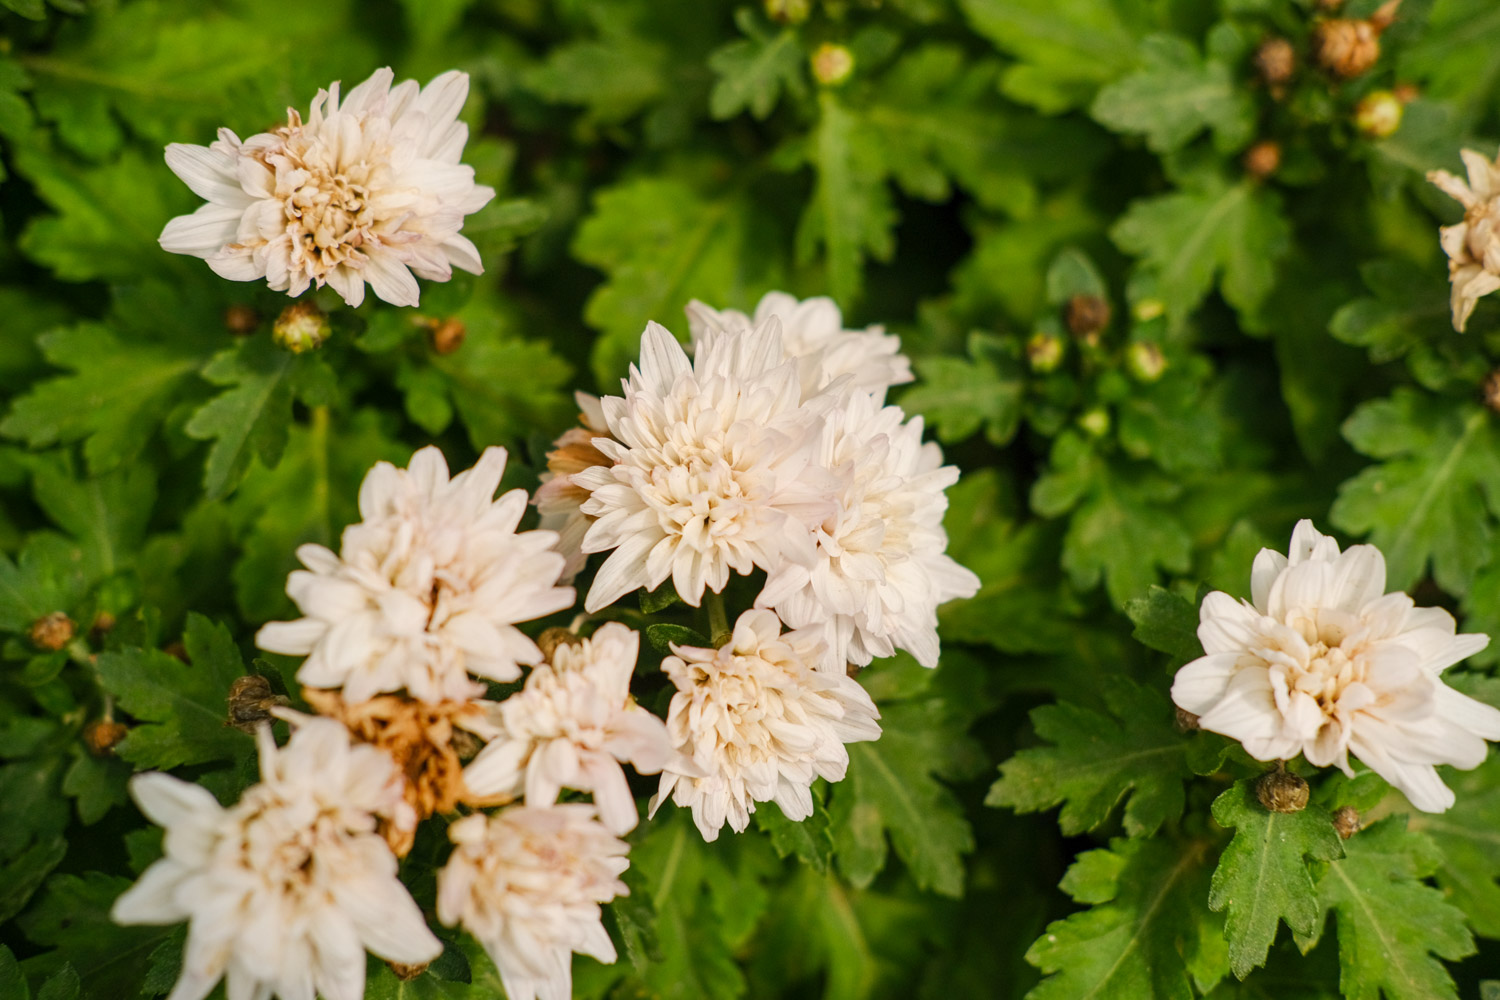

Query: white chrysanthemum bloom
650,610,881,841
573,319,840,611
687,291,913,404
257,446,574,704
160,67,494,307
1429,148,1500,331
437,805,628,1000
1172,520,1500,813
533,392,612,582
112,716,440,1000
758,392,980,671
462,623,684,833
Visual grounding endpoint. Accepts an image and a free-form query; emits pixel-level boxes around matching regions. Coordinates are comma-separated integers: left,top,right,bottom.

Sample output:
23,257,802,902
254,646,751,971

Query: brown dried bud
226,674,291,734
84,719,129,757
388,961,430,982
451,728,483,761
1332,805,1361,840
224,304,259,336
1173,706,1200,733
1256,767,1311,813
537,627,583,662
428,318,466,355
1065,294,1111,338
1314,18,1381,78
1255,38,1296,89
272,301,330,353
29,612,74,652
1243,140,1282,180
1484,370,1500,414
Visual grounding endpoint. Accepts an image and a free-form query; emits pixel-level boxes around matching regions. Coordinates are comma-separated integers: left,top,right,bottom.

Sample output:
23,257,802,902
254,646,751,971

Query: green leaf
2,0,46,20
644,623,710,654
1091,35,1253,154
31,459,155,582
0,323,202,474
1124,585,1203,666
1027,837,1225,999
1208,779,1344,979
1407,752,1500,938
989,677,1192,837
36,966,79,1000
707,11,805,121
62,748,129,825
0,835,67,924
17,873,172,990
95,613,254,769
524,37,668,126
902,333,1024,446
1308,818,1473,1000
754,796,833,873
183,337,307,500
957,0,1136,112
0,946,27,1000
1111,178,1290,328
1328,260,1452,365
1331,389,1500,594
0,534,93,635
366,962,485,1000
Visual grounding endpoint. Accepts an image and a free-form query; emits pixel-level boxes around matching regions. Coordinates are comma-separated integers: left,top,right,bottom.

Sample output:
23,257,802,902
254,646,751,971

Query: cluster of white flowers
1173,520,1500,813
1429,146,1500,331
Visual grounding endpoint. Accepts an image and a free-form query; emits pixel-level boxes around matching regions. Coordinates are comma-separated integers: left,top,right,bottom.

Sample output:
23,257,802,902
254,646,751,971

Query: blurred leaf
1407,752,1500,938
903,333,1024,446
1125,585,1202,666
1092,35,1253,154
18,873,172,989
958,0,1136,112
707,11,805,121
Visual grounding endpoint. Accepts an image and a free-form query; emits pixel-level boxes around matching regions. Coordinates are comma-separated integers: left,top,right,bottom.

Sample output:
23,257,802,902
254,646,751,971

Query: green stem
706,591,730,646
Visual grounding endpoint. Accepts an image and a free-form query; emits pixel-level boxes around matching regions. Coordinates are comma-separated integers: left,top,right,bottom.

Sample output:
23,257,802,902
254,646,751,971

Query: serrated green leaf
0,946,27,1000
754,795,833,872
0,835,67,924
1328,260,1451,364
366,962,486,1000
1208,779,1344,979
95,613,253,769
36,966,79,1000
17,873,172,990
903,334,1024,446
1407,751,1500,938
989,678,1191,836
707,11,804,121
61,747,128,825
31,459,155,582
958,0,1136,112
184,337,304,500
1125,585,1203,665
0,534,92,635
1091,34,1253,154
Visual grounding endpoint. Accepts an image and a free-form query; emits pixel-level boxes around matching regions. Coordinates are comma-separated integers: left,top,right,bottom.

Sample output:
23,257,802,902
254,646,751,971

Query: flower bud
224,304,259,336
764,0,810,24
1243,140,1282,180
811,43,855,87
1255,37,1296,90
1065,294,1111,338
428,317,466,355
1126,341,1168,383
388,962,430,982
227,675,291,734
1026,330,1065,373
1132,298,1165,323
1354,90,1404,138
272,302,330,353
1078,407,1111,438
1314,6,1393,79
537,627,584,662
29,611,74,652
83,719,129,757
1332,805,1361,839
1174,706,1199,733
1256,767,1310,813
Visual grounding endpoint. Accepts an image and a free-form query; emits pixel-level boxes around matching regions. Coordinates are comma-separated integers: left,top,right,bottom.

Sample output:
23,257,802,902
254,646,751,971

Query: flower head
462,623,684,833
574,320,839,611
1172,520,1500,812
687,291,912,404
758,392,979,671
533,392,613,582
437,806,628,1000
160,67,494,307
651,610,881,841
1429,147,1500,331
256,446,574,704
112,716,440,1000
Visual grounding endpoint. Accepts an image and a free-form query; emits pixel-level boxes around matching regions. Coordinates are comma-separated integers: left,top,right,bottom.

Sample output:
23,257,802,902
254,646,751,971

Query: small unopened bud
224,304,259,336
1392,82,1420,104
1256,767,1310,813
83,719,129,757
428,318,466,355
1243,140,1282,179
1483,369,1500,413
227,675,291,734
1314,18,1381,79
1173,706,1199,733
272,302,330,353
1255,38,1296,90
1126,341,1168,383
1065,294,1111,338
537,627,584,662
1026,331,1065,373
163,641,189,663
1078,407,1111,438
451,728,483,762
811,43,855,87
845,661,862,679
1332,805,1361,839
29,612,74,652
1355,90,1404,138
764,0,810,23
388,961,430,982
1133,298,1165,323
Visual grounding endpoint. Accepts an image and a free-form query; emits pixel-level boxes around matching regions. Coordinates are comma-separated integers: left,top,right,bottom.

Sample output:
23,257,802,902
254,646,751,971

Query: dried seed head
224,304,260,336
1255,37,1296,89
83,719,129,757
1314,18,1382,78
29,612,74,652
1126,341,1168,383
1026,330,1066,373
537,627,584,662
1332,805,1361,839
227,674,292,734
811,43,855,87
1256,767,1311,813
1066,294,1112,338
1484,370,1500,414
428,317,466,355
764,0,811,23
1174,706,1200,733
1354,90,1404,138
388,962,430,982
272,302,330,353
1243,140,1282,180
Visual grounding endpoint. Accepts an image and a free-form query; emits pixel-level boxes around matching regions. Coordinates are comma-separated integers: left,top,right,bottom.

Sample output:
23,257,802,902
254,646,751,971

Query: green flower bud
1354,90,1403,139
273,302,330,353
1026,331,1065,373
811,43,854,87
1126,341,1168,383
1078,407,1111,438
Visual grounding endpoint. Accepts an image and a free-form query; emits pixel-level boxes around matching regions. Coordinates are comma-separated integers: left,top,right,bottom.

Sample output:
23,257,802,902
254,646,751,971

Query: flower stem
706,591,730,646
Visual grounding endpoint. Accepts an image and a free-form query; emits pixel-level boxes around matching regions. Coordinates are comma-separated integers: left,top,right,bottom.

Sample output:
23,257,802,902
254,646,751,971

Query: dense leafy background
5,0,1500,997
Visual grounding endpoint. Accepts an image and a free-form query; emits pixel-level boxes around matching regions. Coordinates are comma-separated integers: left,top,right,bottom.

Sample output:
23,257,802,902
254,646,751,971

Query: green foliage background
3,0,1500,997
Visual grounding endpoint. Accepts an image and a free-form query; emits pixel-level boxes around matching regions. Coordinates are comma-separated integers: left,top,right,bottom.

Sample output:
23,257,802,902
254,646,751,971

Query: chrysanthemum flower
160,67,494,307
112,716,440,1000
650,610,881,841
1429,148,1500,331
687,291,912,403
437,805,628,1000
573,319,839,611
533,392,613,582
256,446,574,704
758,391,980,671
462,623,684,833
1172,520,1500,812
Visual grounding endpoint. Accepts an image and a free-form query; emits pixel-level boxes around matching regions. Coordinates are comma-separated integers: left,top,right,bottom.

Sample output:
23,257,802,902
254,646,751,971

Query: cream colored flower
574,319,839,611
1172,520,1500,812
687,291,913,404
1429,148,1500,331
256,446,574,704
650,609,881,841
437,806,628,1000
462,623,684,833
160,67,493,307
112,716,439,1000
533,392,612,582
